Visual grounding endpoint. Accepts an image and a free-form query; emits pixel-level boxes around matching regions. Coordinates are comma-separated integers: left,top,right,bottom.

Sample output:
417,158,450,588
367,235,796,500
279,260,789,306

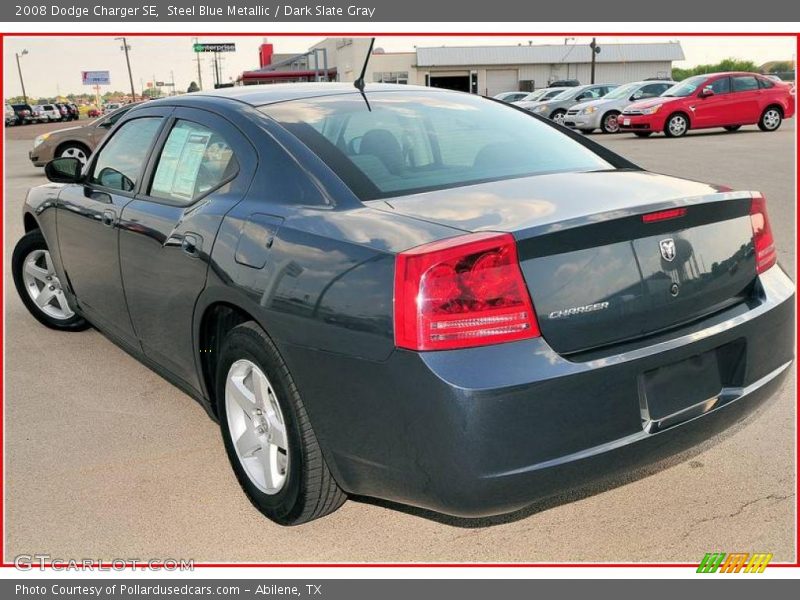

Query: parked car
512,87,569,108
5,103,16,126
523,84,619,124
619,72,795,137
87,106,102,118
493,91,529,103
28,102,141,167
565,80,675,133
12,84,793,525
29,105,48,123
549,79,581,87
103,101,123,114
66,103,80,121
54,103,68,121
11,103,35,125
34,104,63,122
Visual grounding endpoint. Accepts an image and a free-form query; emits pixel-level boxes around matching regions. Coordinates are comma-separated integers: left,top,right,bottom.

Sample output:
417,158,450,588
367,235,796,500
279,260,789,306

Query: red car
619,71,795,137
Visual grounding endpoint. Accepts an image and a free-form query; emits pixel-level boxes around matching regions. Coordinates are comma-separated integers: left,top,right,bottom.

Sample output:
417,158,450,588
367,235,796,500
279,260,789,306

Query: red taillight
641,207,687,223
750,194,777,274
394,232,540,351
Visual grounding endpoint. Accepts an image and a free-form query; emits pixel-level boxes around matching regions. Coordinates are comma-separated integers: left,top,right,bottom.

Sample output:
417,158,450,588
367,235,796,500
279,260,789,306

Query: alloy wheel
60,146,88,165
762,109,781,130
603,113,620,133
225,359,289,495
21,249,74,320
668,115,688,136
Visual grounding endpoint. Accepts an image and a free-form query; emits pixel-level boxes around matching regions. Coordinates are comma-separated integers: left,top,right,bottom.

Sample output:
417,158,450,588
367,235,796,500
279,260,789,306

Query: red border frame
0,30,797,571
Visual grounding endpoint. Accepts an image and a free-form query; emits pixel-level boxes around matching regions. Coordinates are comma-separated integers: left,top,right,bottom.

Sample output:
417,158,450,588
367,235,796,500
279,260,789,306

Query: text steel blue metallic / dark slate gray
12,84,794,524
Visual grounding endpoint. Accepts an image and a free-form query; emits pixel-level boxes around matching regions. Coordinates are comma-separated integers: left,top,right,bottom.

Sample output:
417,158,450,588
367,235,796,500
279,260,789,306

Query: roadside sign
193,43,236,53
81,70,110,85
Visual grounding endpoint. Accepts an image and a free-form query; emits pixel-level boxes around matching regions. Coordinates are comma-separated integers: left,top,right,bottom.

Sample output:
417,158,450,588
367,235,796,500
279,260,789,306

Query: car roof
689,71,764,78
148,82,437,108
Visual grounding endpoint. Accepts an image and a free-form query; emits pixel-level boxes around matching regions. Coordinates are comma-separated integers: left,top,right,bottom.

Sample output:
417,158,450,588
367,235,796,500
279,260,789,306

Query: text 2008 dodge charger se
12,84,794,525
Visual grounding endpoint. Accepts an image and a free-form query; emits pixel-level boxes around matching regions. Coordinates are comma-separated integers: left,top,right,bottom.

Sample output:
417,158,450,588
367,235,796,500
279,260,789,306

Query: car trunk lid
368,170,758,354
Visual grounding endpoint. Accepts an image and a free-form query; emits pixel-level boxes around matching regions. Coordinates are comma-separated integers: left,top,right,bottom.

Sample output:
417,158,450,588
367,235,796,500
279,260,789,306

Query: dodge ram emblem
659,238,676,262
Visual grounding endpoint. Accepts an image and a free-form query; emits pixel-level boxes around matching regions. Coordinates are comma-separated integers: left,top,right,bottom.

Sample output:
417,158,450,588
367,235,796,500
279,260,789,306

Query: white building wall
305,39,675,91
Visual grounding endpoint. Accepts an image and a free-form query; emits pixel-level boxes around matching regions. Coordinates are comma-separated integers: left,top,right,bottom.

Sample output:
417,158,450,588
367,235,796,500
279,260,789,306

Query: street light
115,37,137,102
15,49,29,104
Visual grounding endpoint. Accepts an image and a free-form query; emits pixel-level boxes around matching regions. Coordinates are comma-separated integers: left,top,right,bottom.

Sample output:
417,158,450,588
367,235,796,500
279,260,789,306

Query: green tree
768,61,793,74
187,81,200,93
672,58,759,81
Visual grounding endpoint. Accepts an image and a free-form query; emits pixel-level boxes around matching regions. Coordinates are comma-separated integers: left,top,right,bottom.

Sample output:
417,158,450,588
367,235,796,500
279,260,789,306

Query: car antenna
354,37,376,111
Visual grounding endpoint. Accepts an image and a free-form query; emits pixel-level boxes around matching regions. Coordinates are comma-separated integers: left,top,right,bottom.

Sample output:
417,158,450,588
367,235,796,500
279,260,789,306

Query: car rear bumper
619,113,664,132
282,266,794,518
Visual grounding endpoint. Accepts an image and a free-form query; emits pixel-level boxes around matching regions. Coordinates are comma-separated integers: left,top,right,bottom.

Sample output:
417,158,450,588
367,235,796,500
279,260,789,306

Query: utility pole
170,70,175,96
589,38,600,84
193,37,203,90
116,37,137,102
15,49,29,104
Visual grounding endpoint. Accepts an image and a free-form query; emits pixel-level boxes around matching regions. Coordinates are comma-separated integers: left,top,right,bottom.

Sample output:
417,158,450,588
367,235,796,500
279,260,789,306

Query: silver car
523,84,618,124
512,87,569,110
493,91,529,103
565,80,676,133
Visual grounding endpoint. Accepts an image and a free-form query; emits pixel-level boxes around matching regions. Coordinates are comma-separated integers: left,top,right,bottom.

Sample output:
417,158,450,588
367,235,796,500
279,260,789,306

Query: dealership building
240,38,685,95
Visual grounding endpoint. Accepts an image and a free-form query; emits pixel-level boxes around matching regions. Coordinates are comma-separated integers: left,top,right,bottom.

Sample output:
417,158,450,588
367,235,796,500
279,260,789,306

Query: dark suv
11,103,35,125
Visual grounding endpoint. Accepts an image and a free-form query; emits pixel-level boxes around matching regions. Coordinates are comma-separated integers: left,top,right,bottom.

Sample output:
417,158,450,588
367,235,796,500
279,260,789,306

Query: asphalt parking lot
3,119,796,563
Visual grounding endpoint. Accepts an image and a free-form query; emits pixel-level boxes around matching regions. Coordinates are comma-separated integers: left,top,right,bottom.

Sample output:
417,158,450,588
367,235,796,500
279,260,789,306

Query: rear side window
149,120,238,204
758,78,776,89
89,117,162,192
262,92,611,200
732,76,759,92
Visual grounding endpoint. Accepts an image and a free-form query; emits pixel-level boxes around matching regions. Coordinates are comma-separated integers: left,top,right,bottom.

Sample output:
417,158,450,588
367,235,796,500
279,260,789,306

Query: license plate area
638,340,746,433
623,118,631,125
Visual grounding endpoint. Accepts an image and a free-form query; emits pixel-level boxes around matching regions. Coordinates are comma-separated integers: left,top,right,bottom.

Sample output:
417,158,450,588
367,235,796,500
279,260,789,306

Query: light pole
193,37,203,90
116,37,137,102
15,49,29,104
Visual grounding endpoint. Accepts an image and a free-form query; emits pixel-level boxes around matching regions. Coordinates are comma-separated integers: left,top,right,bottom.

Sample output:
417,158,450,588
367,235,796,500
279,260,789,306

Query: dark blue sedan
12,83,794,524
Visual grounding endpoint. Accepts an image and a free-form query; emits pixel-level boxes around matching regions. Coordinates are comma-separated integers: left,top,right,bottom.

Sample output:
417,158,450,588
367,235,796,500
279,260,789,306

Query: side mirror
98,119,113,129
699,87,715,98
44,157,83,184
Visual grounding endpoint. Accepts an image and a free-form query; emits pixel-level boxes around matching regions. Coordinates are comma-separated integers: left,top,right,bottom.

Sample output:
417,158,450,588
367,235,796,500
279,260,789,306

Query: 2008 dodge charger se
12,84,794,525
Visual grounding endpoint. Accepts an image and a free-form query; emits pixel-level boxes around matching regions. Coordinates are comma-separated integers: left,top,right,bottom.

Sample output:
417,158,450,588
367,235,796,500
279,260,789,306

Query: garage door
486,69,519,97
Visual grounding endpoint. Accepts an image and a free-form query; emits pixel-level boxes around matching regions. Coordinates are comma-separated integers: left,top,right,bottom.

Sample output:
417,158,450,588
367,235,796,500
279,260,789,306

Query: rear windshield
261,91,611,200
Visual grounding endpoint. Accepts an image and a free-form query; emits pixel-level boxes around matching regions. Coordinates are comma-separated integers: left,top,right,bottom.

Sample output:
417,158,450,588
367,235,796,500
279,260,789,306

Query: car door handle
101,209,117,227
181,233,202,257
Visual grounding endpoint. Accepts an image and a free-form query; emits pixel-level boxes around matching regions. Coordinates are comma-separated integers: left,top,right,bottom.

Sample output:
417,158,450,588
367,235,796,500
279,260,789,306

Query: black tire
578,129,594,134
758,106,782,132
600,111,621,134
634,131,653,138
664,113,690,138
216,322,346,525
550,109,567,125
12,229,89,331
724,125,742,132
